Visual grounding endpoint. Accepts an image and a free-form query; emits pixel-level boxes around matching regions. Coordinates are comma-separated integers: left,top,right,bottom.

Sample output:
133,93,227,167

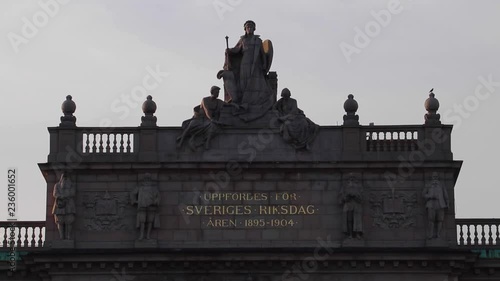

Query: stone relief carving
369,191,418,229
82,191,130,231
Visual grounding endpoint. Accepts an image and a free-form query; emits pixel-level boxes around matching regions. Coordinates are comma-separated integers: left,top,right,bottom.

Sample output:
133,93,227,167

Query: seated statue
201,86,225,121
274,88,319,150
217,20,274,122
177,86,224,150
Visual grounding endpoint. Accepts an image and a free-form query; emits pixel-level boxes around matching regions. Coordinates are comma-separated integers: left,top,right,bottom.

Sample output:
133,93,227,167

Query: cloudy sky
1,0,499,220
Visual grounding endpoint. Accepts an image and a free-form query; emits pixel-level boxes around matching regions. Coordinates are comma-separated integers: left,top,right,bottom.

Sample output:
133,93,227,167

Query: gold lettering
306,205,315,214
234,205,241,215
211,218,236,228
213,205,221,215
185,206,193,215
195,206,204,215
203,193,211,202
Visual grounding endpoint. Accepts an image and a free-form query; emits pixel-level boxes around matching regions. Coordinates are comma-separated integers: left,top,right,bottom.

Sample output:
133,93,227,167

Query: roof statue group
176,20,319,151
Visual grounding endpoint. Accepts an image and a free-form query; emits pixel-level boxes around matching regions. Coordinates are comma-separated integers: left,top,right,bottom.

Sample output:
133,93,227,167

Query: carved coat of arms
82,191,131,231
369,191,418,229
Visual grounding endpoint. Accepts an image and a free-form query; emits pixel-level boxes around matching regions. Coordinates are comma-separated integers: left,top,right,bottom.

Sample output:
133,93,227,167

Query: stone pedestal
425,239,449,248
134,239,158,248
342,238,365,247
51,240,75,249
218,107,280,128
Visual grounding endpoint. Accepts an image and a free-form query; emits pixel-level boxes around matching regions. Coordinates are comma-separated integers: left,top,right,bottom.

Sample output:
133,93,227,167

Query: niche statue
339,173,363,239
130,173,161,240
52,173,76,240
423,172,449,239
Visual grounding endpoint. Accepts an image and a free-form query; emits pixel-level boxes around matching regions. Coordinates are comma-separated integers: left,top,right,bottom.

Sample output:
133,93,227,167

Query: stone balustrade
3,219,500,250
0,221,45,249
46,124,453,164
456,218,500,247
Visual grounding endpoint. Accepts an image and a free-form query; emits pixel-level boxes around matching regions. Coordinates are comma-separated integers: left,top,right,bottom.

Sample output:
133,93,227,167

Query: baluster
413,132,418,150
375,133,381,151
381,132,387,151
400,133,406,151
17,227,22,247
473,225,479,245
378,133,384,151
120,133,125,153
38,227,43,247
92,133,97,153
481,224,487,245
459,224,464,245
106,133,111,153
404,132,409,150
85,133,90,153
387,132,392,151
496,224,500,245
368,132,374,151
412,131,418,151
466,225,471,245
23,226,29,247
406,131,411,150
396,132,402,151
126,133,132,153
112,134,118,153
98,133,104,153
2,226,6,247
488,224,493,245
365,132,370,151
30,227,36,247
389,132,395,151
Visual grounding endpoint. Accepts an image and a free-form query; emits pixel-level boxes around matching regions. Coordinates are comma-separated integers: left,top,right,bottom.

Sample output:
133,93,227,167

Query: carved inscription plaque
181,192,318,228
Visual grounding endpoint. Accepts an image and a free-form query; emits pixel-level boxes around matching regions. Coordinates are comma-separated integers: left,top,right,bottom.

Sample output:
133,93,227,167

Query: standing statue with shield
217,20,274,122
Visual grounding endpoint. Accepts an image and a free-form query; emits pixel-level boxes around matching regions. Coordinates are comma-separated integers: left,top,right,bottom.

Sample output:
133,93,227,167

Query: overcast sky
1,0,499,220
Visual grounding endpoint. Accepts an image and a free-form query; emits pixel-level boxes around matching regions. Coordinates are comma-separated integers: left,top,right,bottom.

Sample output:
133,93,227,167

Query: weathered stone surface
33,119,473,281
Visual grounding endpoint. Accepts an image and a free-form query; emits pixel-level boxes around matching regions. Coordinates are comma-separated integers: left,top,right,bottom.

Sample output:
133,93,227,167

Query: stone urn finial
141,95,157,127
59,95,77,127
343,94,359,126
424,88,441,125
